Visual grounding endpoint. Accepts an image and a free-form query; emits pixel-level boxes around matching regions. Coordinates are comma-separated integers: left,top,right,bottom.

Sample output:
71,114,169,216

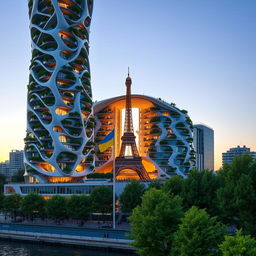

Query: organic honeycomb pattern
144,102,195,178
24,0,94,183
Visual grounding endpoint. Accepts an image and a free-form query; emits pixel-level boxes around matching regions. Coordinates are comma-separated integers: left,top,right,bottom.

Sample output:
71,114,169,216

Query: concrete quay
0,223,135,252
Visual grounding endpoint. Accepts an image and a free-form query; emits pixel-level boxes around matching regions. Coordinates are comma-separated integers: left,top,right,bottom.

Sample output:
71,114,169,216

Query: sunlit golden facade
93,95,196,180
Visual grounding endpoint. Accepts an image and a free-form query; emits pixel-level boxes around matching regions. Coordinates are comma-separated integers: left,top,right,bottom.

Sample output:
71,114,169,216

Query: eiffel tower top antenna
124,69,133,133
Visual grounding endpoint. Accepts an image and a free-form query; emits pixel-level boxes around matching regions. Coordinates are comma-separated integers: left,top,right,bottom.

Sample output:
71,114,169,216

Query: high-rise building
0,161,10,176
24,0,94,184
9,150,24,176
222,145,256,165
193,124,214,171
5,0,197,196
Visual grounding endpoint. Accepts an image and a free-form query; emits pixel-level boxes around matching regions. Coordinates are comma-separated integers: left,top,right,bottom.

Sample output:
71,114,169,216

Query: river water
0,240,135,256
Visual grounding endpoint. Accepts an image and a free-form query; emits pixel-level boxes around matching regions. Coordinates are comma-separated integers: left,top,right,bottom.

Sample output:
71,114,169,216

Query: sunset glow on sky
0,0,255,170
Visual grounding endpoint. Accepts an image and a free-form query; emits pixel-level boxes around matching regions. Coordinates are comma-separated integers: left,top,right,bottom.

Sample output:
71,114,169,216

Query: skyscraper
24,0,94,183
0,161,10,176
193,124,214,171
9,150,24,176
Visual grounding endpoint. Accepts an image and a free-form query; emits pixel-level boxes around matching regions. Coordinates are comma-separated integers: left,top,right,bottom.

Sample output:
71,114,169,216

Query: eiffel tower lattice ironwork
115,72,150,181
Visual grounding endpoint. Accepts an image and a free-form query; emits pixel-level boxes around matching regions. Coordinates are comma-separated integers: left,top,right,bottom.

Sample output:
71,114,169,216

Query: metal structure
94,94,195,179
115,75,150,180
24,0,94,183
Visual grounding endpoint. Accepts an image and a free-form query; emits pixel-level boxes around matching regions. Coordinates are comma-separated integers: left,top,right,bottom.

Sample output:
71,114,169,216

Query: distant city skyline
222,145,256,166
0,0,255,170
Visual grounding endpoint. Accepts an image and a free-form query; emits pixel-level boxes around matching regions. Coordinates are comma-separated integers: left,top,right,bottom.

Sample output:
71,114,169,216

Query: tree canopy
161,175,184,196
46,195,67,219
90,185,113,215
120,180,145,213
3,193,22,215
129,188,183,256
171,206,226,256
0,193,5,211
182,169,223,216
66,194,91,219
21,192,46,216
217,154,256,234
219,230,256,256
0,174,6,193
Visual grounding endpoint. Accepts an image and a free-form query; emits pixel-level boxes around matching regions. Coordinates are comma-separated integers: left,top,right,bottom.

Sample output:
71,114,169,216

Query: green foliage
3,194,22,215
91,186,113,215
147,180,162,190
21,193,46,216
219,230,256,256
171,206,227,256
11,170,25,183
46,195,67,219
162,175,184,196
120,180,145,213
66,195,91,219
217,154,256,234
0,193,5,211
0,174,6,193
182,169,223,216
87,172,113,179
129,189,183,256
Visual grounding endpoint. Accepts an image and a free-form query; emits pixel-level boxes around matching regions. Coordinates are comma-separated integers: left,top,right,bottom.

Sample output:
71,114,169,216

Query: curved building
24,0,94,184
94,94,195,179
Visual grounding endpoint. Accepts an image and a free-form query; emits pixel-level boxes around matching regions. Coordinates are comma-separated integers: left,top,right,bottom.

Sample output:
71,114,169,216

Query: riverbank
0,240,135,256
0,223,135,253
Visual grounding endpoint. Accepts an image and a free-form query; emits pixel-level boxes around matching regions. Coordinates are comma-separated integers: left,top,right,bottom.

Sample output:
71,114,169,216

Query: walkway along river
0,223,134,252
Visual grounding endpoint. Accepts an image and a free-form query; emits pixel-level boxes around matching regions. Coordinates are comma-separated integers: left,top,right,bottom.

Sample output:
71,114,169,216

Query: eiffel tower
115,72,150,181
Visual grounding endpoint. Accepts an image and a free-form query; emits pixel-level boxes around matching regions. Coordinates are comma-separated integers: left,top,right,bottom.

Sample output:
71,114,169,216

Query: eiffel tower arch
114,73,150,181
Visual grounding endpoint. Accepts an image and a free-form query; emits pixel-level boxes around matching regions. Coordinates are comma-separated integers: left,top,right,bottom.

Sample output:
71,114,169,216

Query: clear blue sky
0,0,255,169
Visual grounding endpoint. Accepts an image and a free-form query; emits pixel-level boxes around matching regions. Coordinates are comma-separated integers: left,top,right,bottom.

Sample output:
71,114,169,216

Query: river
0,240,136,256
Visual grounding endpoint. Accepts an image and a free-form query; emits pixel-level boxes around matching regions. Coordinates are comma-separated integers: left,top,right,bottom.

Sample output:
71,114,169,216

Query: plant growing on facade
24,0,95,183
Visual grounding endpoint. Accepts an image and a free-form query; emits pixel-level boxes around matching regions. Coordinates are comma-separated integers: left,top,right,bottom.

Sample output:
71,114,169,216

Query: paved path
0,214,131,231
0,223,129,240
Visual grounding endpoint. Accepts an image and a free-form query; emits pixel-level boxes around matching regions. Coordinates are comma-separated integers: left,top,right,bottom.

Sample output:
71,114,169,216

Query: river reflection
0,240,135,256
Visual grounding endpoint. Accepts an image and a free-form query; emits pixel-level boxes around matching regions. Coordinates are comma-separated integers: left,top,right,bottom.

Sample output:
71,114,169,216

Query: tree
217,155,256,234
21,193,46,217
91,185,112,216
129,189,183,256
162,175,184,196
0,193,5,211
11,170,25,183
219,230,256,256
171,206,226,256
3,194,22,217
147,180,162,190
120,180,145,213
0,174,6,193
87,172,113,179
182,169,223,216
66,195,91,219
46,195,67,220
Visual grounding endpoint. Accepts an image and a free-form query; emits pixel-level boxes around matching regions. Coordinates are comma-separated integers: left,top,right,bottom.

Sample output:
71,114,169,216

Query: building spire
128,67,130,77
124,70,133,132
